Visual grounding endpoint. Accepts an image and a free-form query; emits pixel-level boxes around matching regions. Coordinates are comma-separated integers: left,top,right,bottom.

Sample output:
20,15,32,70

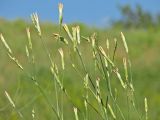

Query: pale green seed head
25,45,29,58
145,97,148,112
99,46,107,57
31,13,41,36
32,109,35,119
84,74,89,89
114,69,126,89
108,104,116,119
72,27,77,42
58,3,63,25
8,53,23,70
63,24,73,41
121,32,128,53
5,91,15,108
0,34,12,54
58,48,65,70
76,26,80,44
123,57,128,81
106,39,109,50
73,107,79,120
26,28,32,50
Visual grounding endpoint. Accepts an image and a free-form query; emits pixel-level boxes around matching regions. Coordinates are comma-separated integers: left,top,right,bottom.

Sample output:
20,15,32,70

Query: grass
0,3,160,120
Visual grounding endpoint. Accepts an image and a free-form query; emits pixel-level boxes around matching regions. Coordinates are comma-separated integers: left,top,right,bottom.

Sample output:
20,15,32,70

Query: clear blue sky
0,0,160,27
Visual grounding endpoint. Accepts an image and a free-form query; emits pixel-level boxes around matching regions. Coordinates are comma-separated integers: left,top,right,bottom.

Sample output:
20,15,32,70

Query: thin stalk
54,76,60,118
75,47,96,90
112,38,118,62
85,99,105,120
61,73,64,120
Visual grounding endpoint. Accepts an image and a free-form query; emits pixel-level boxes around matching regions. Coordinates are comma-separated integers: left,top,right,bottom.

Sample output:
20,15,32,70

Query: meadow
0,12,160,119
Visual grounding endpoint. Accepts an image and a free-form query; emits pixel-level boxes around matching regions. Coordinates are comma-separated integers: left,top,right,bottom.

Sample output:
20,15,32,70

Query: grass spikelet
53,33,68,45
72,27,78,51
121,32,128,53
113,68,126,89
72,27,77,41
5,91,15,108
8,53,24,70
144,97,148,120
84,74,89,89
104,57,108,68
73,107,79,120
32,109,35,120
106,39,109,50
72,27,77,50
81,36,90,42
63,24,73,41
0,34,12,54
91,33,96,48
76,26,80,44
108,103,116,119
123,57,128,81
31,13,41,36
99,46,114,66
96,78,101,103
58,3,63,25
26,28,32,50
25,45,29,58
99,46,107,57
58,48,65,70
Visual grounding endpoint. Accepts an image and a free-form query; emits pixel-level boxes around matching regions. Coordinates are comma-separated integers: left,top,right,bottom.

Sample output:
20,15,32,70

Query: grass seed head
25,45,29,58
72,27,77,42
99,46,115,67
84,100,88,111
73,107,79,120
31,13,41,36
108,104,116,119
0,34,12,54
53,33,69,45
84,74,89,89
5,91,15,108
114,69,126,89
32,109,35,119
123,57,128,81
81,36,90,42
145,97,148,112
144,97,148,120
106,39,109,50
26,28,32,50
8,53,24,70
104,57,108,67
58,48,65,70
121,32,128,53
63,24,73,41
72,27,78,51
76,26,81,44
91,33,97,48
58,3,63,25
99,46,107,57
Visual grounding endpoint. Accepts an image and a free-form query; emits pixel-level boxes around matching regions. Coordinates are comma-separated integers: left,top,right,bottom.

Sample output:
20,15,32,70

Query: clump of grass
0,2,148,120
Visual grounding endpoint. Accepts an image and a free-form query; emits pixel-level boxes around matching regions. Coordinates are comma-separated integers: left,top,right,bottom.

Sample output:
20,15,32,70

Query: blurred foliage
113,4,160,30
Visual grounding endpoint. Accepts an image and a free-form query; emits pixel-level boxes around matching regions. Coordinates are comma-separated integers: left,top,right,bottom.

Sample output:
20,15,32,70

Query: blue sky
0,0,160,27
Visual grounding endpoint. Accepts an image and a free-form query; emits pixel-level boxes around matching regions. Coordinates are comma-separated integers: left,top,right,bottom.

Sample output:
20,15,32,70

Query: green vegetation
113,4,160,30
0,3,160,120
